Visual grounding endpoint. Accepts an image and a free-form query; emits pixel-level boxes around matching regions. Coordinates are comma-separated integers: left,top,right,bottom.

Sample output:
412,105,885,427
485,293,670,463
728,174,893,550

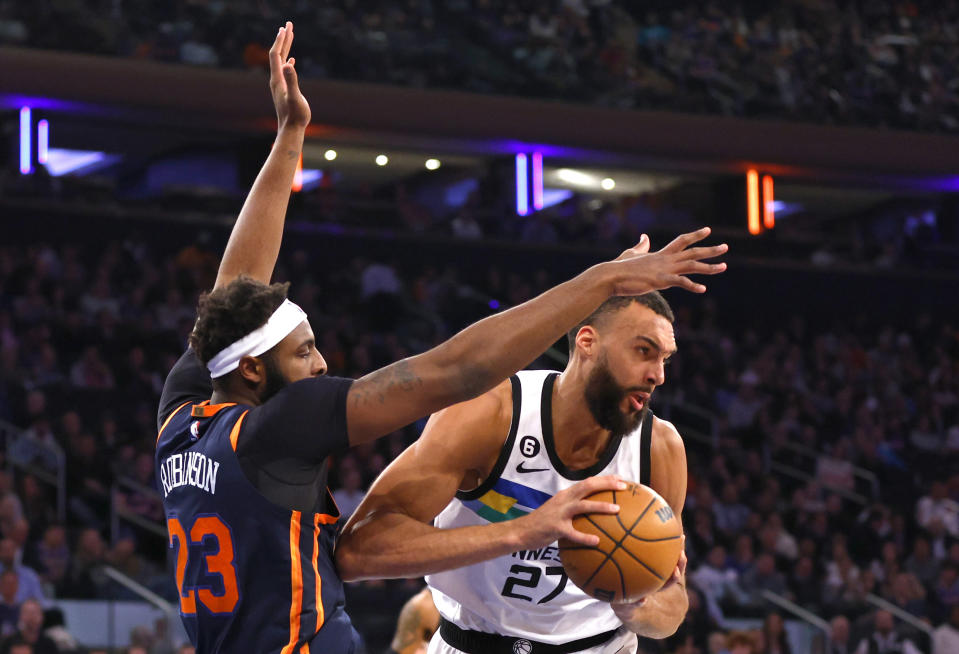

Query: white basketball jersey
426,370,653,644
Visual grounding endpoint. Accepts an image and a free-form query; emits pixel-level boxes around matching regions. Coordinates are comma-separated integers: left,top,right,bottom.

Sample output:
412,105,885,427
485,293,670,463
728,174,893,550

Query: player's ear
575,325,599,357
236,355,264,385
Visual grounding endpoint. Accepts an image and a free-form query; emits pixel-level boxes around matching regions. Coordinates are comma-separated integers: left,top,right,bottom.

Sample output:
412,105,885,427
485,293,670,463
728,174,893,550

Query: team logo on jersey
512,639,532,654
189,421,200,441
519,436,540,458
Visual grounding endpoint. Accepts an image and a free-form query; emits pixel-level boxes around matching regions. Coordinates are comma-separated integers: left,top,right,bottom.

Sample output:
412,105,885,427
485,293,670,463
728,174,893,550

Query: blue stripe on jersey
491,477,553,510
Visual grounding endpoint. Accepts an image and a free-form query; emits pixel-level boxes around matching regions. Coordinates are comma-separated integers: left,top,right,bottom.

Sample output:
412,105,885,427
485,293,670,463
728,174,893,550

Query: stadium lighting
556,168,593,187
324,149,337,161
292,152,304,192
532,152,543,210
37,120,49,165
763,175,775,229
515,154,529,216
19,107,31,175
601,178,616,190
375,154,389,166
425,158,441,170
747,169,760,235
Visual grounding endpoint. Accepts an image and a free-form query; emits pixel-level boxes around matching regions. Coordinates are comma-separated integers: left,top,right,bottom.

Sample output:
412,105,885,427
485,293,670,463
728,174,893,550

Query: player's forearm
422,263,617,404
615,583,689,639
336,511,524,581
214,124,305,289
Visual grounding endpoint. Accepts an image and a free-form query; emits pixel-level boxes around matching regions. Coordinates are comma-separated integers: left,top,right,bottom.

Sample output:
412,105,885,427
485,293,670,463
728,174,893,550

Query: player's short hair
566,292,674,351
190,276,290,369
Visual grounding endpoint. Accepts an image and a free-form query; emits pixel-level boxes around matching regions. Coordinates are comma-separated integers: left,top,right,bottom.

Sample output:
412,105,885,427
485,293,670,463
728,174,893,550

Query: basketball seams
573,496,667,597
625,535,682,543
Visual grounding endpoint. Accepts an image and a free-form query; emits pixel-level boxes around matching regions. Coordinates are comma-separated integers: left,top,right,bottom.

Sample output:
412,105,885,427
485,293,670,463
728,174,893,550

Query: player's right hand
515,475,626,549
606,227,727,296
270,21,311,129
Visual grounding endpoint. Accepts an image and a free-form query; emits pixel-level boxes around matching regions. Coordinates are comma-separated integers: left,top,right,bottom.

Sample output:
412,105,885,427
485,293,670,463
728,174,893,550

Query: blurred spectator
34,527,69,589
853,610,922,654
818,615,852,654
761,612,791,654
69,346,115,390
916,482,959,537
115,453,164,523
332,468,365,522
904,535,939,588
40,608,78,654
0,571,18,636
0,600,56,654
739,553,788,610
934,604,959,654
0,542,42,604
57,529,106,599
726,631,758,654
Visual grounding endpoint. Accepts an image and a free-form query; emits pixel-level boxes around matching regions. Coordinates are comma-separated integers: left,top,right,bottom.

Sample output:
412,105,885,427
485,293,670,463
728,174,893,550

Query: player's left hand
659,536,687,593
608,536,686,618
270,21,311,129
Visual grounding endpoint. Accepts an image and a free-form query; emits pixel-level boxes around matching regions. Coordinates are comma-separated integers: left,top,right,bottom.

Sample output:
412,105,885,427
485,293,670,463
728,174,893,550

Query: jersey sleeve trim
229,411,249,452
640,411,653,486
455,376,522,502
156,401,191,446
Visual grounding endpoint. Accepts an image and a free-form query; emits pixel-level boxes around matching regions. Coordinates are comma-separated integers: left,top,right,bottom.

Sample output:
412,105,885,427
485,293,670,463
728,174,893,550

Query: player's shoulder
650,415,686,455
430,377,513,431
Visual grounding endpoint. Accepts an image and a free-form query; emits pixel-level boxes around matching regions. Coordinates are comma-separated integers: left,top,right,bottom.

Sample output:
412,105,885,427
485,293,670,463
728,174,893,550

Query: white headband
206,299,307,378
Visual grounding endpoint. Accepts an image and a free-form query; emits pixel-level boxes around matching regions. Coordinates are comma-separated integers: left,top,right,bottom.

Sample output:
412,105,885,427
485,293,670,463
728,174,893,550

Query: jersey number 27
168,514,240,615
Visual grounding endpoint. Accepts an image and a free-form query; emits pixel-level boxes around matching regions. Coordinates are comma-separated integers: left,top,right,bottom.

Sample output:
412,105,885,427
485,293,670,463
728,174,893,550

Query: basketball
559,482,682,603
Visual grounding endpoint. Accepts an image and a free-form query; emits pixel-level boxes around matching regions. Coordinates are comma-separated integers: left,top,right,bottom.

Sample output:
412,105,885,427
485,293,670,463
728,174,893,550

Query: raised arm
335,381,626,581
213,22,311,290
612,418,689,638
346,229,727,445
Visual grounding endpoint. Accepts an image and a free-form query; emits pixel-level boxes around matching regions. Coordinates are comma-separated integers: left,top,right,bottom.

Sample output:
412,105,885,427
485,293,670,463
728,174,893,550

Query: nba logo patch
190,421,200,441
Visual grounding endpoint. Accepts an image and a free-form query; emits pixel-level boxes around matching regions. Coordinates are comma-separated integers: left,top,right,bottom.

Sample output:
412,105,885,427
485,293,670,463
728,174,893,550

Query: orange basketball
559,482,682,603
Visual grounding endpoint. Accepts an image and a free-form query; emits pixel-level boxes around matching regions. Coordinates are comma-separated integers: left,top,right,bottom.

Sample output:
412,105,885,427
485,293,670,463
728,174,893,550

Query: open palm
270,21,311,128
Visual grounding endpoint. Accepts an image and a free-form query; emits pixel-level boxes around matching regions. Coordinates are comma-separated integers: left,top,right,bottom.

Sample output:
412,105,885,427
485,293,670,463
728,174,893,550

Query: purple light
44,148,116,177
515,154,529,216
488,299,500,310
19,107,31,175
37,120,49,165
532,152,543,211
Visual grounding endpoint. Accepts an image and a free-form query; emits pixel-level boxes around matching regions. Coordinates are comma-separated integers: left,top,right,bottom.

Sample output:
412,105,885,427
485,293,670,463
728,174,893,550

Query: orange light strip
292,152,303,192
762,175,775,229
747,169,760,235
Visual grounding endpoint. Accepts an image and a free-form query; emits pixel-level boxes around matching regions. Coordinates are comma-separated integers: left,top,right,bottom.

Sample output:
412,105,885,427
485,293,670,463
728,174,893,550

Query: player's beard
583,353,649,439
259,354,291,403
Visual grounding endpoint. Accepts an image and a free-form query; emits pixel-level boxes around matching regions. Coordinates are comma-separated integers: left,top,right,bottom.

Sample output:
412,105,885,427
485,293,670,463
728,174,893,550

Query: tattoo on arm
353,360,424,408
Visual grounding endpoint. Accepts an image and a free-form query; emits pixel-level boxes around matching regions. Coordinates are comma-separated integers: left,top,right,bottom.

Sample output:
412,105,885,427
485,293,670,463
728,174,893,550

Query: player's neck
552,371,613,466
210,384,262,407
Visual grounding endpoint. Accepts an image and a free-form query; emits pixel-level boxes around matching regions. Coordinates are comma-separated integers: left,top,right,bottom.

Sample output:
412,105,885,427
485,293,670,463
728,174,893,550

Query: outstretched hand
609,227,728,296
270,21,311,129
517,475,626,550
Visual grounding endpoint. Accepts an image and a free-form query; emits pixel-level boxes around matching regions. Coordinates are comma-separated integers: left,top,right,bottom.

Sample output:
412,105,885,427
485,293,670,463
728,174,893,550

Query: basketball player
156,22,725,654
389,588,440,654
337,291,693,653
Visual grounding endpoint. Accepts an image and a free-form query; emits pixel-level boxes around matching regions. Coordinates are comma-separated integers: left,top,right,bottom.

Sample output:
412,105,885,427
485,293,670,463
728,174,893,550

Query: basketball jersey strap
639,408,653,486
439,618,620,653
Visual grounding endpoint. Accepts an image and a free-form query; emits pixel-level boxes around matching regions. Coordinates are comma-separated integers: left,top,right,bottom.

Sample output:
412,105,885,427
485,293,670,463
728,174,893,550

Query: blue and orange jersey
156,400,359,653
